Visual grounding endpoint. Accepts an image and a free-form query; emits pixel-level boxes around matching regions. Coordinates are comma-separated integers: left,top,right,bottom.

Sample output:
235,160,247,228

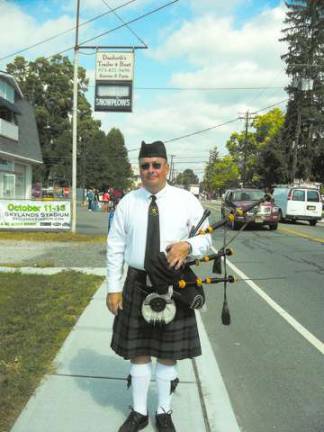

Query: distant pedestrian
63,186,70,198
102,190,111,212
92,189,100,211
86,189,94,211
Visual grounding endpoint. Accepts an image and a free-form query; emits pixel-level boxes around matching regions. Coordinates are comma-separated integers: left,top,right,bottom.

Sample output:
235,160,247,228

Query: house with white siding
0,71,42,199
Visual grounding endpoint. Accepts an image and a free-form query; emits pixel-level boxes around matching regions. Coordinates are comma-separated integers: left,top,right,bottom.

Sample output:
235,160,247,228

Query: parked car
221,188,279,230
272,186,322,226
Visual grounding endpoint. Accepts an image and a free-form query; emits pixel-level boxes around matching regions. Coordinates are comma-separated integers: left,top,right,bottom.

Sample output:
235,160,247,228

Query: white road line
195,312,241,432
211,247,324,355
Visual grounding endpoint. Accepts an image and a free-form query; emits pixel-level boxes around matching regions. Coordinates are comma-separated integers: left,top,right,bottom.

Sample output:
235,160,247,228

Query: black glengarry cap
138,140,167,160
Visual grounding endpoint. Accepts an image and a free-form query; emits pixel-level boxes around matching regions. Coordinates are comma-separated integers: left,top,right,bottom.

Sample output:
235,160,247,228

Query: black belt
127,266,147,284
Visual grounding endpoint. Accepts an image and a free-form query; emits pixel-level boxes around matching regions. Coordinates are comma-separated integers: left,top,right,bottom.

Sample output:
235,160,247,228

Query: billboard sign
0,200,71,230
95,51,134,112
96,52,134,81
95,81,132,112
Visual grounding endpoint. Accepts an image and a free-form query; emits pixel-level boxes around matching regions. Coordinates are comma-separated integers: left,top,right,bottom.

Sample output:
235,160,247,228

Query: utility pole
239,111,255,187
169,154,175,183
291,104,301,183
71,0,80,233
69,1,148,230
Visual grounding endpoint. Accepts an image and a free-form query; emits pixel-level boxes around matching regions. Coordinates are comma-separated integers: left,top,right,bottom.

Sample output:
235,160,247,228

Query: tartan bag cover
110,268,202,360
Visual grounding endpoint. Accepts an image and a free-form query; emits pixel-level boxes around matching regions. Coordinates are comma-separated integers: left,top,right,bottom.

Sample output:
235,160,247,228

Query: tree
6,55,102,187
253,108,287,187
253,108,285,145
78,128,107,190
203,146,220,193
204,156,240,193
203,146,240,194
280,1,324,182
175,169,199,188
226,108,286,187
226,130,258,185
104,128,133,191
257,133,288,189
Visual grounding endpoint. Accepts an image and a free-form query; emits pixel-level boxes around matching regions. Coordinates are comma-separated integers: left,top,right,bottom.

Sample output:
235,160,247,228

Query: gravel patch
0,240,107,267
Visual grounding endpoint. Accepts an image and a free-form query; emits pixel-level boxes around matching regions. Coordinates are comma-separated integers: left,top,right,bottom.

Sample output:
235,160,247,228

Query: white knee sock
155,362,178,414
130,362,152,416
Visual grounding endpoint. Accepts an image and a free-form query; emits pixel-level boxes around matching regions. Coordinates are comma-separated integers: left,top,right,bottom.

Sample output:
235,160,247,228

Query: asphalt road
76,204,109,235
199,203,324,432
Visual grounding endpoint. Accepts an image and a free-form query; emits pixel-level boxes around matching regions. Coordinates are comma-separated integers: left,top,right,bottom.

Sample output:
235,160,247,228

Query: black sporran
145,252,205,310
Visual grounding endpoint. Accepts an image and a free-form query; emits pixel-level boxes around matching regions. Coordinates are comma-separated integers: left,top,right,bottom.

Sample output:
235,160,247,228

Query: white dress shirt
106,184,212,293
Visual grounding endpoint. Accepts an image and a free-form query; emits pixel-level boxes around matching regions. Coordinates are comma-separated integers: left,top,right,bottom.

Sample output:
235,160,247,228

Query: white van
272,186,322,226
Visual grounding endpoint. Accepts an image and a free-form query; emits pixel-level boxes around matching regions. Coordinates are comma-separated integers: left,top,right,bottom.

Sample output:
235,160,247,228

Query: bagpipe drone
141,193,280,326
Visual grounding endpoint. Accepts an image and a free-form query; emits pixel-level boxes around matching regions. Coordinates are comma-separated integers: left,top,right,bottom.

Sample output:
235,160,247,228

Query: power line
127,97,289,153
173,161,208,164
87,84,286,91
134,86,286,91
129,153,210,159
0,0,137,62
164,118,241,143
80,0,178,47
126,117,240,153
253,98,289,114
42,98,290,163
100,0,147,47
52,0,179,58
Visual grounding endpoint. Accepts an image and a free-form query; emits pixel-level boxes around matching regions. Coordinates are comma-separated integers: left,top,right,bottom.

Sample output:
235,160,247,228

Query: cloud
148,5,289,121
153,6,286,67
188,0,245,15
0,0,110,65
92,4,289,178
0,1,78,64
64,0,153,14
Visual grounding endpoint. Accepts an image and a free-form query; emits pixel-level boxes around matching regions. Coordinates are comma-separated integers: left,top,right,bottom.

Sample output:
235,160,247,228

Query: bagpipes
142,194,274,326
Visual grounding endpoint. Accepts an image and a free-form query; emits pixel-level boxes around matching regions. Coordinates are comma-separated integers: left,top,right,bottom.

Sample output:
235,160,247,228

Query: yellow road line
204,203,221,210
278,226,324,244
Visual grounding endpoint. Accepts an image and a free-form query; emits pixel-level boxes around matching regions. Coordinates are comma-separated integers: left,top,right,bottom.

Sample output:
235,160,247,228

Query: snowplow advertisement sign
0,200,71,230
95,51,134,112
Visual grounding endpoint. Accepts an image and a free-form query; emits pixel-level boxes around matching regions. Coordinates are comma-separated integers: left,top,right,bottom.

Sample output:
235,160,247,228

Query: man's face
139,157,169,193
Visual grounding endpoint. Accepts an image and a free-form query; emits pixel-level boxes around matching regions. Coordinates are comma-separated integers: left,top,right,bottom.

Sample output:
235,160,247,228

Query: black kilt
110,267,202,360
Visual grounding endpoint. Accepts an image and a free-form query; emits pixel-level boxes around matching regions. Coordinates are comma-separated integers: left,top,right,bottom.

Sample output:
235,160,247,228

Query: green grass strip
0,271,104,432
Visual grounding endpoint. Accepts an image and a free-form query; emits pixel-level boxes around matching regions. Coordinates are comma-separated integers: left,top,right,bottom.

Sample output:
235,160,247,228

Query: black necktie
144,195,160,269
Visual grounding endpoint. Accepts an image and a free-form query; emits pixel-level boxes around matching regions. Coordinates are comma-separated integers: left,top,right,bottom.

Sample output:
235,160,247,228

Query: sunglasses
140,162,162,170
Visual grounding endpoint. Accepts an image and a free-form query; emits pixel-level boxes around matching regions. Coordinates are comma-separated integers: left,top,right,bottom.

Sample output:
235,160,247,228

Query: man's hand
106,292,123,315
166,241,191,270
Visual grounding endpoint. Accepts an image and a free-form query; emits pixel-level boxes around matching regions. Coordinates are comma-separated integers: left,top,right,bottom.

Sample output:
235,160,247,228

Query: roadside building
131,164,141,188
0,71,42,199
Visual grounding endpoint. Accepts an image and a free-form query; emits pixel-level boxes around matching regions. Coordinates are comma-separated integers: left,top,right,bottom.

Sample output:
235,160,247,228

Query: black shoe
155,412,176,432
118,409,149,432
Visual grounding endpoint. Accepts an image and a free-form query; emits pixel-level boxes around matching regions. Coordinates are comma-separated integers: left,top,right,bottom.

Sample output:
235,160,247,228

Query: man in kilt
106,140,211,432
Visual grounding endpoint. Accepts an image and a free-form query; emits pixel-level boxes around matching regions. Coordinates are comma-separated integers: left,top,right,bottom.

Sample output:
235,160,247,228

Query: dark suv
221,188,279,230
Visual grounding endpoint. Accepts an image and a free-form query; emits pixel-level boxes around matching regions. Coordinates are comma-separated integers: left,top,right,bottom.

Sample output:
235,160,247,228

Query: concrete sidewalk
9,275,240,432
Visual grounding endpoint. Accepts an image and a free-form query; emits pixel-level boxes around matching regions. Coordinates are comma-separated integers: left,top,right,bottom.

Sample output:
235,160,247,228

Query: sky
0,0,289,179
